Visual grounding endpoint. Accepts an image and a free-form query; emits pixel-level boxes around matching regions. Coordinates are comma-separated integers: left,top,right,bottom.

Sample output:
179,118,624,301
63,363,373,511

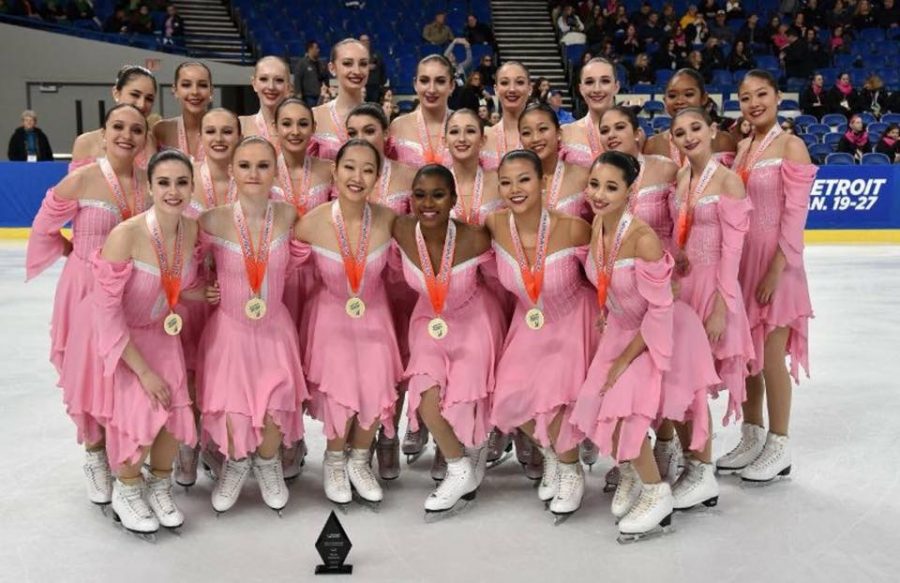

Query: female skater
153,62,213,161
717,70,816,483
70,65,157,172
482,62,531,170
239,56,294,145
643,69,737,168
560,57,620,167
294,139,402,507
393,164,505,513
389,55,454,167
486,149,598,520
92,149,202,535
27,104,150,506
311,39,370,160
446,109,503,225
196,136,307,514
667,107,754,509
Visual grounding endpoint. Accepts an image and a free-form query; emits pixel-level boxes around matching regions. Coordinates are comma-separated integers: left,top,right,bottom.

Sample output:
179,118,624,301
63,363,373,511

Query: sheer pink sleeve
68,158,94,173
91,250,133,376
180,243,205,294
26,188,78,280
779,160,817,268
635,254,675,373
386,240,406,287
717,195,753,311
713,151,736,169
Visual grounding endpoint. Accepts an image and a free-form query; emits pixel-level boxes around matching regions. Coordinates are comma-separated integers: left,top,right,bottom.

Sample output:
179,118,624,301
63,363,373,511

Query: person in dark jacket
799,73,828,119
836,114,871,161
859,74,889,119
7,110,54,161
874,124,899,162
727,39,756,71
826,71,861,117
293,41,328,108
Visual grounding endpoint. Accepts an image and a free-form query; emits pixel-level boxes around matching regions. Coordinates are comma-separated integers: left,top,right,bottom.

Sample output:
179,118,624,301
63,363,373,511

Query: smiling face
519,109,559,162
665,73,707,116
276,102,315,155
330,42,370,92
579,60,619,115
598,109,640,155
334,144,379,203
252,58,292,109
102,107,148,160
201,110,240,163
411,173,455,228
446,111,485,164
498,158,542,214
415,60,453,111
113,75,156,118
671,110,714,160
586,162,630,217
150,159,193,216
495,63,530,113
232,142,276,198
738,75,779,130
346,113,386,152
174,64,212,115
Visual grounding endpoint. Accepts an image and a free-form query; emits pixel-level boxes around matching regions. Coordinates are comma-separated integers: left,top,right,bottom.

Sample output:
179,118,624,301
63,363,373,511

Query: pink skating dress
392,137,453,168
561,116,604,168
400,241,507,447
630,156,676,251
738,158,816,380
90,250,199,470
566,253,720,461
490,242,599,450
195,227,308,460
309,132,344,161
671,192,756,424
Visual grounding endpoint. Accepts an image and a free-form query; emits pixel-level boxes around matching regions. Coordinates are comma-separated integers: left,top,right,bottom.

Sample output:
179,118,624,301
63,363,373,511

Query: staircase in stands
490,0,571,107
172,0,250,64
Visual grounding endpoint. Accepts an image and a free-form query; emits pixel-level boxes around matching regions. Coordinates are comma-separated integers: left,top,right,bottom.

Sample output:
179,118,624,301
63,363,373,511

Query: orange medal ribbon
146,210,185,313
277,153,312,215
99,157,145,220
415,220,456,316
331,200,372,296
508,209,551,306
594,211,633,317
233,200,275,297
737,124,782,186
675,158,719,249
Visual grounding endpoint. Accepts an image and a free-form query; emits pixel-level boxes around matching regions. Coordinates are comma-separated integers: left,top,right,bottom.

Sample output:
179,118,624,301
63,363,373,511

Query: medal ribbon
416,108,447,164
594,211,633,313
545,158,566,210
585,115,603,158
255,111,271,141
668,132,685,167
233,200,275,297
508,209,551,306
676,158,718,249
451,165,484,225
331,200,372,296
146,210,184,313
99,157,143,220
627,155,647,212
200,162,236,209
373,161,392,204
328,100,349,143
277,153,312,215
415,220,456,317
177,116,205,162
737,124,782,185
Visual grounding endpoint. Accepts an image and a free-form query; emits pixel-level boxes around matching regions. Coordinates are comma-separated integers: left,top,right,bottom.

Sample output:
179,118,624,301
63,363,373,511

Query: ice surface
1,242,899,583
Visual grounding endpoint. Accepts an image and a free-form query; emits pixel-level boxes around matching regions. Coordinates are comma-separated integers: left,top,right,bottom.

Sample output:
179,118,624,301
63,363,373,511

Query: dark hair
274,97,314,123
335,138,383,172
446,108,486,134
201,107,241,132
599,105,640,131
104,103,148,129
330,38,368,62
739,69,778,91
417,54,454,79
115,65,157,93
174,61,212,85
668,68,708,95
590,151,641,187
672,106,712,125
499,149,543,179
306,40,318,51
519,102,560,131
147,149,193,182
347,102,389,131
412,164,457,199
234,135,277,159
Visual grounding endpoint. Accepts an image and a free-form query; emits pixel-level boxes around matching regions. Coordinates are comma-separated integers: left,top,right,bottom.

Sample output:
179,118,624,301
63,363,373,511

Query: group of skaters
27,37,815,543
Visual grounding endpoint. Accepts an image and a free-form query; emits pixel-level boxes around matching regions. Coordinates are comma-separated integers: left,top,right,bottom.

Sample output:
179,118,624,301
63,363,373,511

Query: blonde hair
21,110,37,121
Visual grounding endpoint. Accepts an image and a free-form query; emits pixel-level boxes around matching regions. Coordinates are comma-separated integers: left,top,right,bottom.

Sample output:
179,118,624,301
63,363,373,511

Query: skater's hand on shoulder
138,369,171,410
205,281,220,305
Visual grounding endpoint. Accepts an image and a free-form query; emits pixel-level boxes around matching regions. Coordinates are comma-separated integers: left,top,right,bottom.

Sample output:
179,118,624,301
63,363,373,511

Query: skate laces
326,460,348,487
220,460,249,495
149,477,176,513
541,452,558,487
729,426,762,458
349,459,379,490
557,466,580,498
256,459,284,494
121,483,153,518
85,453,111,490
751,437,783,469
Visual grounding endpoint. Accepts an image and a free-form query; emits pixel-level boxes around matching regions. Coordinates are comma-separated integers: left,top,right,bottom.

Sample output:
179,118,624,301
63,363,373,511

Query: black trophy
315,510,353,575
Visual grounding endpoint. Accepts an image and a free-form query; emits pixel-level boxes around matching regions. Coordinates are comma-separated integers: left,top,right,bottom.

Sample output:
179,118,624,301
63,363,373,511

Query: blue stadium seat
780,99,800,111
825,153,855,165
858,112,877,125
655,69,674,86
723,99,740,112
861,153,892,165
821,114,847,128
809,143,832,164
869,122,889,135
807,124,831,138
397,100,416,113
711,69,732,88
860,28,886,43
800,134,818,148
639,120,654,135
881,114,900,125
794,115,818,130
836,123,847,134
643,100,665,116
823,133,843,149
785,78,806,92
652,116,672,131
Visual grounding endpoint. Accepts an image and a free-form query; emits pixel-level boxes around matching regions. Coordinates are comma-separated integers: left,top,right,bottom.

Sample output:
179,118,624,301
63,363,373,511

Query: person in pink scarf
874,124,900,163
836,115,871,161
826,71,860,118
799,73,827,120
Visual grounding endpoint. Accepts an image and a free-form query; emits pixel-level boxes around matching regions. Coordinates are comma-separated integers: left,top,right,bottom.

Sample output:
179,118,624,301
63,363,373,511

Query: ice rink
1,242,899,583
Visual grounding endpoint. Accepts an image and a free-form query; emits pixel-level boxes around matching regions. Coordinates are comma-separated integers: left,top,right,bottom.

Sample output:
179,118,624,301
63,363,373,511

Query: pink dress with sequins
299,241,403,439
391,137,452,168
671,193,756,424
309,132,344,161
632,180,675,252
490,244,599,450
90,251,199,470
195,231,308,459
738,158,816,380
400,247,507,447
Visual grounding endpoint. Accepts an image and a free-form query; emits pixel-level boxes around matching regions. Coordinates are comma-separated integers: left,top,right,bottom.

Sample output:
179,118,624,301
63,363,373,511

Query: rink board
1,162,898,244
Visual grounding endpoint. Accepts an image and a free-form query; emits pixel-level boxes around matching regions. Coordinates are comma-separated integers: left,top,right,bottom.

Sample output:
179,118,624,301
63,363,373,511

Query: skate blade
715,466,746,476
424,491,476,523
740,466,792,487
617,516,674,545
551,507,581,526
113,513,159,543
674,496,720,513
603,482,618,493
405,451,425,465
94,501,112,516
485,450,514,470
351,491,382,513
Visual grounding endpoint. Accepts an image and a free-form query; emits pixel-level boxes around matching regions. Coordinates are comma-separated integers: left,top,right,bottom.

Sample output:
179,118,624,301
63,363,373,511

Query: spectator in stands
464,14,495,47
725,0,744,19
852,0,878,30
103,8,129,33
638,11,663,44
40,1,67,23
779,0,800,18
800,72,828,118
547,89,575,124
874,124,899,162
7,110,53,162
803,28,828,69
888,90,900,114
610,5,631,35
477,54,497,87
444,38,473,88
686,50,711,83
423,11,454,45
738,13,763,51
685,15,711,44
732,116,753,140
781,27,814,81
700,0,720,19
672,24,690,51
381,89,399,122
631,2,654,28
860,74,888,118
837,114,871,160
827,71,860,116
532,77,552,103
603,0,622,18
771,21,790,52
661,3,678,32
654,36,683,70
829,24,850,55
0,0,9,14
452,71,486,112
558,4,587,45
680,4,701,28
629,52,656,85
162,5,185,47
12,0,40,19
360,34,388,103
617,24,643,55
780,118,796,134
586,14,607,46
489,110,501,126
294,41,328,109
728,39,756,71
801,0,824,28
710,10,735,43
828,1,852,29
66,0,94,22
702,37,727,71
129,5,153,35
876,0,899,29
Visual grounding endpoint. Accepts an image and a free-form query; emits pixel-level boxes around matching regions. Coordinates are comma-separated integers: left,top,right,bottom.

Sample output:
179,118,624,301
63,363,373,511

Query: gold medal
428,317,449,340
525,307,545,330
345,297,365,318
164,312,183,336
245,296,267,320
